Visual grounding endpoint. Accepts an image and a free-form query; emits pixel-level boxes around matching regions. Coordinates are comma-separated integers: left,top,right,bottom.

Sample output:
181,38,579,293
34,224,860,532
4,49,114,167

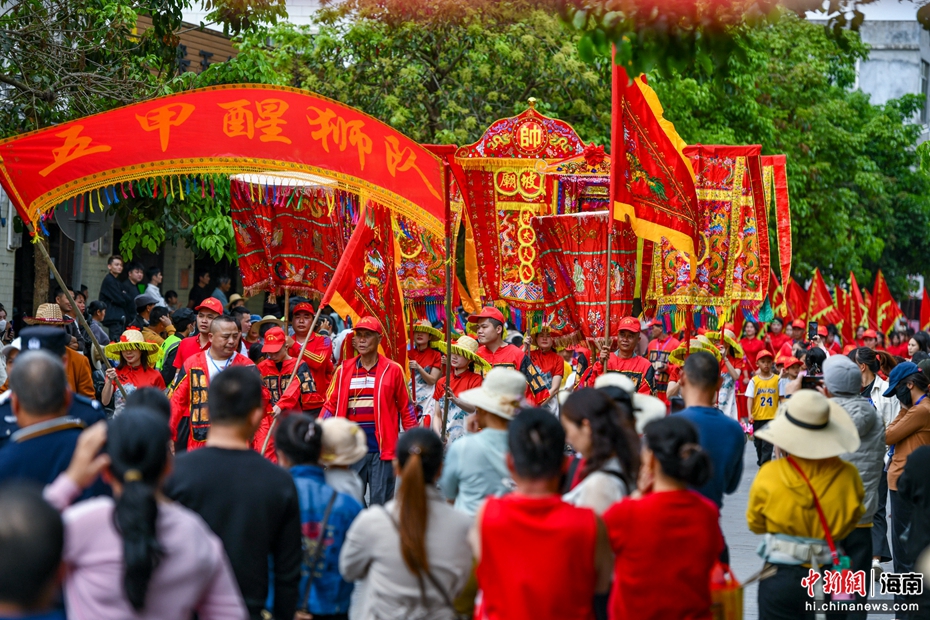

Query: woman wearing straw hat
747,390,865,619
409,319,443,423
707,327,745,421
527,325,564,412
430,335,489,443
101,328,166,414
663,336,721,399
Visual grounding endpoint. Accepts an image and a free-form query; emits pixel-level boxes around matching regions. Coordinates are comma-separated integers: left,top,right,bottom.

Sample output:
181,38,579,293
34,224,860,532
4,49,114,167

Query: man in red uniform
777,319,807,361
862,328,880,350
646,318,680,400
172,297,223,372
467,307,549,404
286,301,334,400
254,326,320,460
582,316,654,394
528,325,564,409
170,315,258,452
321,316,417,505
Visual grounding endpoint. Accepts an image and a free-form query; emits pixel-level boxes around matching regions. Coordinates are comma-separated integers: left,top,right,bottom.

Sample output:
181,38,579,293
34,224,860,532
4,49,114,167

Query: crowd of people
0,258,929,620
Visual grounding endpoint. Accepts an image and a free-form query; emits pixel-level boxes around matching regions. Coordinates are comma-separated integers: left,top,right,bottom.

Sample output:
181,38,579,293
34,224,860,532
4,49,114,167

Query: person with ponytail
882,363,930,590
603,416,722,620
340,428,473,619
473,408,612,620
42,409,247,619
560,388,640,515
275,415,362,620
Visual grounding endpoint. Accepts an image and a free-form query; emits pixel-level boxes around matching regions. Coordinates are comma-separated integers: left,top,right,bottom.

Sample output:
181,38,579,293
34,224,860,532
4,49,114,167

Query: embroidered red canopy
0,84,446,235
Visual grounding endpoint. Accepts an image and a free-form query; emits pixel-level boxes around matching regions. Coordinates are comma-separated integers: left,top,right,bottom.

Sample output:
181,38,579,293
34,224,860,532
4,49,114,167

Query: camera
801,374,824,390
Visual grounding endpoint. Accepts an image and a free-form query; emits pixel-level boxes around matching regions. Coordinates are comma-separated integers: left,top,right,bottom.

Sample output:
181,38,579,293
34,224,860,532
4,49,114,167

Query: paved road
721,441,898,619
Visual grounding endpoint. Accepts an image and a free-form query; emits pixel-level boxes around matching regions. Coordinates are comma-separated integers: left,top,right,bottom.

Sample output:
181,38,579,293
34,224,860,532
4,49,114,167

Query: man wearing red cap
286,301,334,406
172,297,224,373
862,328,880,350
582,316,654,394
170,315,259,452
466,307,549,404
646,318,679,401
253,326,320,460
777,319,808,361
321,316,417,505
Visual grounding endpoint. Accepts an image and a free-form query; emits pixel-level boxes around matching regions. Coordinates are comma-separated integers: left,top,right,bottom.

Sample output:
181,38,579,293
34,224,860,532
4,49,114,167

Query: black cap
19,326,71,356
171,308,195,323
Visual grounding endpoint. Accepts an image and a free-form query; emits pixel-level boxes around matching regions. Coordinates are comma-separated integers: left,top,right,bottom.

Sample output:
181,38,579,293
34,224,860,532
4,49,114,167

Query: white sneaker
872,559,883,582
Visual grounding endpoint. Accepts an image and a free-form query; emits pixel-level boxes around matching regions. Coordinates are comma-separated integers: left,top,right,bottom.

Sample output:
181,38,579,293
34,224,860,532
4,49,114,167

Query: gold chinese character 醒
219,99,255,139
39,125,112,177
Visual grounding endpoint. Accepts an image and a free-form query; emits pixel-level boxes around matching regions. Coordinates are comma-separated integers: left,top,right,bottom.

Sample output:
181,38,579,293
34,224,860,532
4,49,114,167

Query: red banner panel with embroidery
532,212,636,343
0,85,445,234
230,178,355,298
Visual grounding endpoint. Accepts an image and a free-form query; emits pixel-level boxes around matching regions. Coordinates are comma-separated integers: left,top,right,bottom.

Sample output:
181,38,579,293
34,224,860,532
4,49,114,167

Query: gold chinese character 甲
39,125,112,177
136,103,195,152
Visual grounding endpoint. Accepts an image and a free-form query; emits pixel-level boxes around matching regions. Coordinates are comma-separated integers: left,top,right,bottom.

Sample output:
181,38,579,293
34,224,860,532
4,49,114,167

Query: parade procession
1,0,930,618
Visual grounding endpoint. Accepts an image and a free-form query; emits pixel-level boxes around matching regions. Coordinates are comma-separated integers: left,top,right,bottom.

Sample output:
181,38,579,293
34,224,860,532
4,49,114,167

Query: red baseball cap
790,319,806,329
863,329,878,339
817,325,828,337
617,316,641,333
354,316,383,335
261,327,287,353
756,349,774,363
468,306,505,325
292,301,315,315
649,318,664,328
783,356,802,368
195,297,224,315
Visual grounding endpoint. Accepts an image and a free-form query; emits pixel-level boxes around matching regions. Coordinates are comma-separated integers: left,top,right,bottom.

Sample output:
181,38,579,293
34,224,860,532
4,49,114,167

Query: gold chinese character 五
136,103,195,152
39,125,111,177
384,136,439,200
306,106,372,169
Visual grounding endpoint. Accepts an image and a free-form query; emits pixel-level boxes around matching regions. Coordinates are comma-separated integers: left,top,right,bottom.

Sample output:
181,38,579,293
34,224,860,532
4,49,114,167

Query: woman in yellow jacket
747,390,865,620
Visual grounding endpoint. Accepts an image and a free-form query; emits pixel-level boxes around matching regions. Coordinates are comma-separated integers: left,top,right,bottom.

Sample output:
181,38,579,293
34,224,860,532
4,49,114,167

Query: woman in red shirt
102,328,166,414
765,318,792,359
431,335,489,442
740,321,765,377
529,325,565,411
604,416,723,620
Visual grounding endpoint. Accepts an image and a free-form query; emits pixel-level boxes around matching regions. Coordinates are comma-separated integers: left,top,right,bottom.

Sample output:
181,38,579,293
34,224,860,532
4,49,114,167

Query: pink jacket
321,355,417,460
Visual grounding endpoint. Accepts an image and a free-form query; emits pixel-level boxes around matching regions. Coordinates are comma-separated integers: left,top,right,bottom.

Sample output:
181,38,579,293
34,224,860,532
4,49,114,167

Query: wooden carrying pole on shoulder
28,224,128,400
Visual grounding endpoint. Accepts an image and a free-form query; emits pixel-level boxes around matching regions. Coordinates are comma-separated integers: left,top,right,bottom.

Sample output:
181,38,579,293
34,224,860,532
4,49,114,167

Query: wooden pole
260,302,325,455
28,225,128,399
282,289,290,334
441,160,453,442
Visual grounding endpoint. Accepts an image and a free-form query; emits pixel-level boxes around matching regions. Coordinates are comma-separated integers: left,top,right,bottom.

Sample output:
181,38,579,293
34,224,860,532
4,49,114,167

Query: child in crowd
745,350,779,465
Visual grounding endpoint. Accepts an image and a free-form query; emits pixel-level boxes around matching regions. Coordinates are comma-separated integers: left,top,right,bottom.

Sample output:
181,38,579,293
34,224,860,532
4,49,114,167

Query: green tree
651,12,930,297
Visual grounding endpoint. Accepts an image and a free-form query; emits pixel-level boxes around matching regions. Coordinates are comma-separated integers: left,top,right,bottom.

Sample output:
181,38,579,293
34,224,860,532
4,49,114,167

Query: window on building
922,60,930,124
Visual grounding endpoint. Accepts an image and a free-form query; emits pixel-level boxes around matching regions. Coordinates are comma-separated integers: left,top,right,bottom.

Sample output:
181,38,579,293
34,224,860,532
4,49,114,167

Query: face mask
0,320,6,332
896,381,913,408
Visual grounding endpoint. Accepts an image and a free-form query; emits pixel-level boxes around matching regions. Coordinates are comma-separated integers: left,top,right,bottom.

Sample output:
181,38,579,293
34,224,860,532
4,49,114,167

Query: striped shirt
348,359,379,452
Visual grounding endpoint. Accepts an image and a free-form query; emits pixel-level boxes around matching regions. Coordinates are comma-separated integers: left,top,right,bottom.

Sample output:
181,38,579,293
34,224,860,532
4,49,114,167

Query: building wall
182,0,322,31
857,20,923,106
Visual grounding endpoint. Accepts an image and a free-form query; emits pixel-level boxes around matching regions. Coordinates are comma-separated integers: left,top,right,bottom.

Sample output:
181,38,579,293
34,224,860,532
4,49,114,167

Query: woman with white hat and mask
439,367,526,515
747,390,865,619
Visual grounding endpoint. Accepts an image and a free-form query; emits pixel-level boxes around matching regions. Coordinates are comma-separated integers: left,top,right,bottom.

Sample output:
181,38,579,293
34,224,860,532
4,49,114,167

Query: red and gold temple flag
869,270,903,336
922,287,930,332
785,278,808,322
761,155,792,284
321,202,408,369
807,269,844,327
836,286,855,345
769,268,786,318
610,62,699,258
849,271,868,331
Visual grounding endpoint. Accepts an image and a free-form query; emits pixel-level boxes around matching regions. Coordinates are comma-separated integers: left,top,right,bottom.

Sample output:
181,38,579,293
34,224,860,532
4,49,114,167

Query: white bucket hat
755,390,861,459
594,372,667,433
320,417,368,467
458,367,526,420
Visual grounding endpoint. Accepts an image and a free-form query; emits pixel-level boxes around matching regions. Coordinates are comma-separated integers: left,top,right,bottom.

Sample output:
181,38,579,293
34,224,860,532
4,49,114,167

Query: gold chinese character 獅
136,103,195,152
306,106,372,169
39,125,112,177
385,136,440,200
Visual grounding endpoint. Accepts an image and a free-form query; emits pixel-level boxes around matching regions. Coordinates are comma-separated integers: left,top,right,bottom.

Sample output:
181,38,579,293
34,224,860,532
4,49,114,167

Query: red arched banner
0,84,445,234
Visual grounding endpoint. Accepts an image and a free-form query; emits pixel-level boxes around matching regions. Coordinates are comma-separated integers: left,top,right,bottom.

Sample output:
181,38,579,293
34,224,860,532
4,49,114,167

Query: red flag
807,268,844,327
785,278,808,322
610,62,699,258
869,270,903,336
922,287,930,332
769,268,786,318
849,272,869,331
836,286,854,345
321,202,408,369
761,155,792,285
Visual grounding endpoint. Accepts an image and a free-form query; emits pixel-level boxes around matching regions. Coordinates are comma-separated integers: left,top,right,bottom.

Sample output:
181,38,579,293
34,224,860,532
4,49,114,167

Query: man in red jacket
286,301,334,404
172,297,223,371
321,316,417,505
582,316,654,394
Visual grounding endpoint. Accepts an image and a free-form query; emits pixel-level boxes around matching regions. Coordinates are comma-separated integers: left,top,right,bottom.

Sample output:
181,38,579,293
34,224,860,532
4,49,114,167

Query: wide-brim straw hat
104,328,161,362
527,324,562,347
755,390,860,459
593,372,667,433
226,293,245,309
253,315,284,329
24,303,73,325
459,367,526,420
707,328,745,359
668,336,722,366
432,335,491,373
412,319,443,342
320,417,368,467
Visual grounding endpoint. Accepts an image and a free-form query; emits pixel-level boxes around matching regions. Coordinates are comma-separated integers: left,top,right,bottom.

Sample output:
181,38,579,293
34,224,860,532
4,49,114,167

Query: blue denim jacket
290,465,363,615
